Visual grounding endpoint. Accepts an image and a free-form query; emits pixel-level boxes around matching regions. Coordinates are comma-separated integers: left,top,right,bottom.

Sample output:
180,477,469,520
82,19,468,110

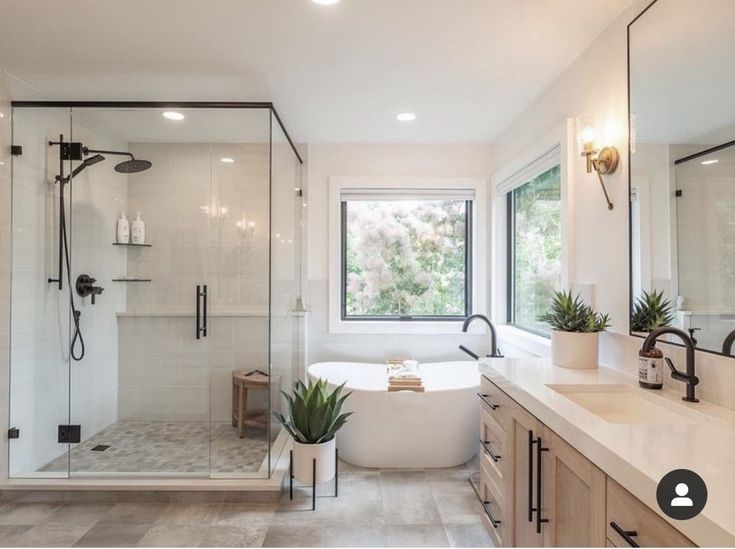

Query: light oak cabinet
479,375,696,547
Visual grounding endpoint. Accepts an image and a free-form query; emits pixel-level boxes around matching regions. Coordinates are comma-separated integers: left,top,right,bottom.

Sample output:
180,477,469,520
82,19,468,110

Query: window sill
496,325,551,358
328,319,470,335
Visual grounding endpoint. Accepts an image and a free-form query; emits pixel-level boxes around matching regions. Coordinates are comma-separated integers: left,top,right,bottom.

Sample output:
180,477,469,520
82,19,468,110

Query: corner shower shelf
112,278,152,283
113,242,152,248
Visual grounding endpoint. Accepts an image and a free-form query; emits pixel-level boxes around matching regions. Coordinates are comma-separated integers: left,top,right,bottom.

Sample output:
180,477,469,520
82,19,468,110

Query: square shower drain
91,445,111,452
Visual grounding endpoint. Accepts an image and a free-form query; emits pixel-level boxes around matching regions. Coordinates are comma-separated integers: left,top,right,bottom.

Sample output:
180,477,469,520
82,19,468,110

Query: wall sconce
576,114,619,211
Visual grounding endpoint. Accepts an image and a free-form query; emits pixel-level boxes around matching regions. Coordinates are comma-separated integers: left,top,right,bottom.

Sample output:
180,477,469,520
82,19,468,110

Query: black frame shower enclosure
7,101,304,479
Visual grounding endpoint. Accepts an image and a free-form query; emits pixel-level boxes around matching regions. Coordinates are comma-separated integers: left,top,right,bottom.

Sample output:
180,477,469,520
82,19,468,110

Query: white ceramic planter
551,330,599,369
292,438,337,484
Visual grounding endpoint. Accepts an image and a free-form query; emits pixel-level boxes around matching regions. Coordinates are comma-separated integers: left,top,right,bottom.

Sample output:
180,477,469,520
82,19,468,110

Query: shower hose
60,196,85,361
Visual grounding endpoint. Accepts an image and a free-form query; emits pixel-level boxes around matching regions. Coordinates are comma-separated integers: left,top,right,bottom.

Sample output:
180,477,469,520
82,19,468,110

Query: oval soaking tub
307,361,480,468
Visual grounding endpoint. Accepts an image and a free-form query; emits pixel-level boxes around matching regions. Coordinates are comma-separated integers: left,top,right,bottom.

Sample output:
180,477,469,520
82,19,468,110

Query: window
340,192,472,321
507,165,562,335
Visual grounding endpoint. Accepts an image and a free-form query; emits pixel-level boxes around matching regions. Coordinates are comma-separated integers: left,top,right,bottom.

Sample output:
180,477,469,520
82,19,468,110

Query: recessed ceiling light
312,0,340,4
396,112,417,122
701,159,719,165
162,111,185,121
220,157,235,163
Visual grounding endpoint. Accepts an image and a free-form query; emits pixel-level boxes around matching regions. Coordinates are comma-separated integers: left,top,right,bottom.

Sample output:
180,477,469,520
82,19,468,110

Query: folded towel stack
387,360,425,392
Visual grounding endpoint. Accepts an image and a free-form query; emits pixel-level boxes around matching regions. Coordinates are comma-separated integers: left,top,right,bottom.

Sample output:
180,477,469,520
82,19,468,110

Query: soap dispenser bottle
131,212,145,245
116,212,130,244
638,345,664,389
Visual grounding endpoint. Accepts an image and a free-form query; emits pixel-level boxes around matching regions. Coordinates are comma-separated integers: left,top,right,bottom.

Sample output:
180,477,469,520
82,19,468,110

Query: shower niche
8,103,304,479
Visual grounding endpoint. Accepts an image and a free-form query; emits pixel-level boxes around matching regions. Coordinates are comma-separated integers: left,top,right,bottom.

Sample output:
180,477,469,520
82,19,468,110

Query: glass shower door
9,107,73,478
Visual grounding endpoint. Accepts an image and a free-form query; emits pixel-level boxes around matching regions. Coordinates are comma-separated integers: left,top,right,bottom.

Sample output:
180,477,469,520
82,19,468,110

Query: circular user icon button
656,469,707,520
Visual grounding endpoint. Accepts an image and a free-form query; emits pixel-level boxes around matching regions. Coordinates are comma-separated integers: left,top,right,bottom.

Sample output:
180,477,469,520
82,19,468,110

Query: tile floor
0,457,490,547
38,421,270,475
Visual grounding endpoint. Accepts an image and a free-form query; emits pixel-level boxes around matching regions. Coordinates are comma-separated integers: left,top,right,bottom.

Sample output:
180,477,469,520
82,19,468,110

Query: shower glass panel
8,103,300,479
268,113,303,474
9,107,73,478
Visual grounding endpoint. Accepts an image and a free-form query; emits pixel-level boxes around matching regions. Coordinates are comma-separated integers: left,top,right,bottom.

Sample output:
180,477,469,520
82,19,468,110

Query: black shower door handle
196,285,202,340
196,285,208,339
202,285,208,337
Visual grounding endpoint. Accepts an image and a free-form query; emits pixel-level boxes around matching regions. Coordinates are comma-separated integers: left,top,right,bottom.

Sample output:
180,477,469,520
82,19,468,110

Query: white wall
305,143,493,365
491,0,735,409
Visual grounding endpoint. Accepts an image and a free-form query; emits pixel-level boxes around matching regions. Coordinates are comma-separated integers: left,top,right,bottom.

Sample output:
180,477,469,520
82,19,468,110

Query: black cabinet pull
481,500,501,529
535,436,549,534
610,522,640,547
202,285,208,337
196,285,202,340
477,392,499,410
527,430,534,523
479,438,501,462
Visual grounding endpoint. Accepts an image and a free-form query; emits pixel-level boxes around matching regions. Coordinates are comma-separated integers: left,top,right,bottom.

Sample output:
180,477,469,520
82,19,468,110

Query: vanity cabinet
479,376,695,547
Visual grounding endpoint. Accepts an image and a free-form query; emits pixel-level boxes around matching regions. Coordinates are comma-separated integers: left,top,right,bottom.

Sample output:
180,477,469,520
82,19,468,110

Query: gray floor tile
11,524,89,547
0,503,60,526
433,490,483,525
380,472,442,525
444,523,492,547
153,504,223,526
212,503,276,529
97,502,167,525
323,523,389,547
73,523,150,547
198,525,270,547
136,524,205,547
385,524,451,547
262,524,326,547
41,503,116,529
0,525,33,546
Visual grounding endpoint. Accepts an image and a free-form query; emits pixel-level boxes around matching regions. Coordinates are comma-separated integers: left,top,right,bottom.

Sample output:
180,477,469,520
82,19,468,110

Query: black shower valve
76,274,104,305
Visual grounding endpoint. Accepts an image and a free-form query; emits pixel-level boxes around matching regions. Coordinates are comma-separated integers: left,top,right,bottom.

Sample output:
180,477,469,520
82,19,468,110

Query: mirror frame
627,0,735,359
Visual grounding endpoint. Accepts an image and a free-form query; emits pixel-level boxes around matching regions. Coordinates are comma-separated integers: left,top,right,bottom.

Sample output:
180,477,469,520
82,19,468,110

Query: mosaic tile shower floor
39,421,270,475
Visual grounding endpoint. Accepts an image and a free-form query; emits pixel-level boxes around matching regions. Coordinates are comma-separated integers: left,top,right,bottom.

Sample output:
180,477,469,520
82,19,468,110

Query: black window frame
340,198,473,322
506,168,562,338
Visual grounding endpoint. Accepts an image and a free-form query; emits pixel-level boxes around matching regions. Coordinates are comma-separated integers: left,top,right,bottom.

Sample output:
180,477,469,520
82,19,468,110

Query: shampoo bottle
638,345,664,389
116,212,130,244
132,212,145,245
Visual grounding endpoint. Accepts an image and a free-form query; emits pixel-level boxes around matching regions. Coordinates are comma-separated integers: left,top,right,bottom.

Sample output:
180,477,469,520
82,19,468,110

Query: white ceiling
0,0,632,143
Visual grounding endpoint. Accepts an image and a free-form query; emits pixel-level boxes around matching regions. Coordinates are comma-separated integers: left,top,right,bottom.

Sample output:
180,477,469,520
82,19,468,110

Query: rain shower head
115,158,153,174
82,146,153,175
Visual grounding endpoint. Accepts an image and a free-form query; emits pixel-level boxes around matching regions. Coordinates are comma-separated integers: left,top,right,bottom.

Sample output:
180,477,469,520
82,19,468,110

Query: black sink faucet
641,327,699,403
459,314,503,359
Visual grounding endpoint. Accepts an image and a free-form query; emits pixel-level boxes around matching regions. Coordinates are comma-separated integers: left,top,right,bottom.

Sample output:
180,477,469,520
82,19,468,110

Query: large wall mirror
629,0,735,357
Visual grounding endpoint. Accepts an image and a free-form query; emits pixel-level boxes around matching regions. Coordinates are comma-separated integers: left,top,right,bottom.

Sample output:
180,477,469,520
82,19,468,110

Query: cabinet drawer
480,407,507,490
607,478,695,547
479,376,512,432
480,472,506,547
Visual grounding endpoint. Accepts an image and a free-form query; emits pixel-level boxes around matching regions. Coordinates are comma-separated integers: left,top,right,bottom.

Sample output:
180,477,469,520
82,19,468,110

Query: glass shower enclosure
8,103,303,479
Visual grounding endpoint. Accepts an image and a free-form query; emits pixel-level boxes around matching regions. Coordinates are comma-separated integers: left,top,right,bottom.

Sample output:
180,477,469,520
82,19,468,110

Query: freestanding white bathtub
308,361,480,468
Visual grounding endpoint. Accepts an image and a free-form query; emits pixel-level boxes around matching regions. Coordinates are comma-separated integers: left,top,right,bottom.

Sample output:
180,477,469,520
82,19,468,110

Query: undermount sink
546,384,695,425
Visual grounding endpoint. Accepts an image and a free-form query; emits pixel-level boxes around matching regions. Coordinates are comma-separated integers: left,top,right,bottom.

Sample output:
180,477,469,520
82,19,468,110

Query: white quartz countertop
479,358,735,547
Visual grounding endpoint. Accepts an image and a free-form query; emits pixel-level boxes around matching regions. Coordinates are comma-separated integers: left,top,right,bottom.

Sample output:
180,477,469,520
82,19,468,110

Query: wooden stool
231,369,269,438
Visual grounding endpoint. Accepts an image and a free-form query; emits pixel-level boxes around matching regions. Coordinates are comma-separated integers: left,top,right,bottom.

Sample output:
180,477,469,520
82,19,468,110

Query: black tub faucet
723,330,735,356
641,327,699,402
459,314,503,359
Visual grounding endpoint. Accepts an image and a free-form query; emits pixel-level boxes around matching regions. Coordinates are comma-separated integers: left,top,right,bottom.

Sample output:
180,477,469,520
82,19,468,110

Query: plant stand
289,448,339,510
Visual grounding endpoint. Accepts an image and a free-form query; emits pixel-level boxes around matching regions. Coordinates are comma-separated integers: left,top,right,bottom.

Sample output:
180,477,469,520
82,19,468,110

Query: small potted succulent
540,291,611,369
631,290,674,334
274,378,352,484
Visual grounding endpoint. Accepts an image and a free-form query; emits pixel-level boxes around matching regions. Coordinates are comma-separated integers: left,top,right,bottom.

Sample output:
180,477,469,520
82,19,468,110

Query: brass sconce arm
582,146,619,211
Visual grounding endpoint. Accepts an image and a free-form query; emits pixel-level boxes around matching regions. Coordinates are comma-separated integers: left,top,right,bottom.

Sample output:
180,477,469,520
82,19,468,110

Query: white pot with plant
274,379,352,485
540,291,611,369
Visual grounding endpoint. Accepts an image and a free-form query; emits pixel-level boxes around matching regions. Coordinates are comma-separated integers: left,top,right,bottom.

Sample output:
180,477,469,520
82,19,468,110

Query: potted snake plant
274,378,352,484
540,291,611,369
631,290,674,334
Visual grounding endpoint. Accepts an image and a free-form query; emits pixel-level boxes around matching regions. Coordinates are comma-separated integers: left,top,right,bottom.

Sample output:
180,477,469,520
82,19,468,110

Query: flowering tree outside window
342,199,470,319
510,165,562,334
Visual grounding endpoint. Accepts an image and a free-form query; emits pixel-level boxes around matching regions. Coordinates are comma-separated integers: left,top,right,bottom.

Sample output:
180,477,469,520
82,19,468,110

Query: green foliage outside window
343,200,468,318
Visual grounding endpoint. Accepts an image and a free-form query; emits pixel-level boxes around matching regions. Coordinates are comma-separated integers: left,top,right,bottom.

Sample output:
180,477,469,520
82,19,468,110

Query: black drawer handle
481,500,501,529
535,436,549,534
479,438,501,462
527,430,534,523
477,392,499,410
610,522,640,547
